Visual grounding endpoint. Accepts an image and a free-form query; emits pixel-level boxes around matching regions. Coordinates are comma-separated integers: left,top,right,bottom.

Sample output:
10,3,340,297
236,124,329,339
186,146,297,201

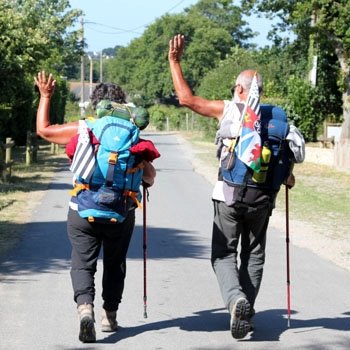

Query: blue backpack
71,116,143,223
221,104,293,193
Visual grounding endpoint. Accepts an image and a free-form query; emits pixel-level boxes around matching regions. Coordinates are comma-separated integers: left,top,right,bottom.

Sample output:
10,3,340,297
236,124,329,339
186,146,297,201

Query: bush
149,105,167,131
283,76,324,141
149,104,189,131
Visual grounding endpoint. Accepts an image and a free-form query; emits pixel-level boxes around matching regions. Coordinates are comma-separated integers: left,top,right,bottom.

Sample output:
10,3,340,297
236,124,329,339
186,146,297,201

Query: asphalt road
0,132,349,350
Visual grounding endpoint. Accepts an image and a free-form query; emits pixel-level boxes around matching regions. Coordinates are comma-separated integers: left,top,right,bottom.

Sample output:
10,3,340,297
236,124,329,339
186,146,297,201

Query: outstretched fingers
36,70,46,84
169,34,185,61
34,71,56,97
175,33,184,48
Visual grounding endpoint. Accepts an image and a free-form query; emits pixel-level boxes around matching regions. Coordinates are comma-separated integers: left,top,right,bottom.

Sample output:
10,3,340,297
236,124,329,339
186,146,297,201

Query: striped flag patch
69,120,96,181
236,74,262,172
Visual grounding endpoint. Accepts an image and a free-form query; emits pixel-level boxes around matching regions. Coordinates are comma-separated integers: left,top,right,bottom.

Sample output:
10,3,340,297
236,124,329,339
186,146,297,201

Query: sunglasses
231,84,240,96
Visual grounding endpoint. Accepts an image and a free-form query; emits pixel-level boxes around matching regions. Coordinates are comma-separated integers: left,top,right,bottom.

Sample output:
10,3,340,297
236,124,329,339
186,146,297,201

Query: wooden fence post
32,133,38,163
50,142,59,154
0,142,4,178
1,137,15,181
26,131,38,165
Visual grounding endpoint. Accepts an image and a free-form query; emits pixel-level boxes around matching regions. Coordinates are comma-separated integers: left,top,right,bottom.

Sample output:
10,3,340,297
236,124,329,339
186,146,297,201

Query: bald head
235,70,263,94
231,70,263,102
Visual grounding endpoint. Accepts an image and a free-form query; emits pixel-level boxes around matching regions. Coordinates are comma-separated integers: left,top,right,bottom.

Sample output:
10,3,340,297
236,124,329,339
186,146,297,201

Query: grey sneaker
230,297,251,339
78,303,96,343
101,309,118,332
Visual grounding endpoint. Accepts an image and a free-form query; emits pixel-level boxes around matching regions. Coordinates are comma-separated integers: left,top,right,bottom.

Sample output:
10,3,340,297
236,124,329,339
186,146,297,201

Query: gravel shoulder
178,133,350,273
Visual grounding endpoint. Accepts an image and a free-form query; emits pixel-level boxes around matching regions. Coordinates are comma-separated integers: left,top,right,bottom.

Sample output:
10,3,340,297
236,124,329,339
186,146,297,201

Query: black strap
106,151,117,187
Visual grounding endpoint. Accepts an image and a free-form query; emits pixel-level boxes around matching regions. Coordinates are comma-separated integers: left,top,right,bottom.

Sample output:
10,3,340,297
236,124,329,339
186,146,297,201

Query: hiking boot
230,297,251,339
248,318,254,332
101,309,118,332
78,303,96,343
248,308,255,332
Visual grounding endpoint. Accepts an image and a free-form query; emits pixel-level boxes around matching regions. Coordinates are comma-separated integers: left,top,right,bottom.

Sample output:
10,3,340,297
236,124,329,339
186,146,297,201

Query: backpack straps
105,151,144,186
127,162,145,174
69,183,90,196
106,151,118,187
124,190,142,208
105,150,143,208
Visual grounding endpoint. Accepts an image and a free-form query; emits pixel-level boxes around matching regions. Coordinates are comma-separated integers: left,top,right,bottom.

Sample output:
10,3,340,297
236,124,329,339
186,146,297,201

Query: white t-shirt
212,100,241,201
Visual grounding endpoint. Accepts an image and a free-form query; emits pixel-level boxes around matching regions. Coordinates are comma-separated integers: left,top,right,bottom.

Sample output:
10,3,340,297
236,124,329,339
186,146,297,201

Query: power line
84,0,190,38
84,21,142,36
129,0,188,30
166,0,187,13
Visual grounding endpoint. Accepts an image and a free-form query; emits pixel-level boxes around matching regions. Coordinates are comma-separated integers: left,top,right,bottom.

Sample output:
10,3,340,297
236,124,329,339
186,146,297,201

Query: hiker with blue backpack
35,71,160,343
168,34,304,340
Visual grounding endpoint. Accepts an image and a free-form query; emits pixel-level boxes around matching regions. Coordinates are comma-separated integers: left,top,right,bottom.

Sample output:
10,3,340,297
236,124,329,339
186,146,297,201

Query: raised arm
35,71,79,145
168,34,224,119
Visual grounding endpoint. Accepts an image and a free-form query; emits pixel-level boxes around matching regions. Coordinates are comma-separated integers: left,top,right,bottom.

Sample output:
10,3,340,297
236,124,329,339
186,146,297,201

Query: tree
104,0,255,106
0,0,82,78
242,0,350,168
102,46,123,57
186,0,255,47
0,0,82,144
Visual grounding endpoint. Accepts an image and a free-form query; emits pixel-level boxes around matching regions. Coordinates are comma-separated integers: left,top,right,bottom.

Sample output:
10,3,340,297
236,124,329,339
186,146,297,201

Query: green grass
275,162,350,239
0,144,66,197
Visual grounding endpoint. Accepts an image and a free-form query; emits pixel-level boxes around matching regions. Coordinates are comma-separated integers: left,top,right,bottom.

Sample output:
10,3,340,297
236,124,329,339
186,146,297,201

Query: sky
69,0,274,53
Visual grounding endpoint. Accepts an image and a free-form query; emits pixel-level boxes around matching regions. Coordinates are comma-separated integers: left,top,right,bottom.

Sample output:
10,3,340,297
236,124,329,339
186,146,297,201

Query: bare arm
142,160,156,187
284,173,295,188
168,34,224,119
35,71,79,145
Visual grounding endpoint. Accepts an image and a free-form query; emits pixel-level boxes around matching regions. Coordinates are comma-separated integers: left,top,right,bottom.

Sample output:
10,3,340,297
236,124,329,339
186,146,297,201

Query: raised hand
168,34,185,62
35,71,56,98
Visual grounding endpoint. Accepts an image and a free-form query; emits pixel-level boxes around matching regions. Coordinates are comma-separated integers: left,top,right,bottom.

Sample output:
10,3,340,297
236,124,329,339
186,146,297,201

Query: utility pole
80,16,86,118
88,55,93,97
308,11,317,87
100,51,103,83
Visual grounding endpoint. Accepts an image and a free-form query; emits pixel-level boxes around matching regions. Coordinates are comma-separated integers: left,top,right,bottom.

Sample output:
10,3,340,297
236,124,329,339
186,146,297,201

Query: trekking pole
285,184,291,327
142,185,148,318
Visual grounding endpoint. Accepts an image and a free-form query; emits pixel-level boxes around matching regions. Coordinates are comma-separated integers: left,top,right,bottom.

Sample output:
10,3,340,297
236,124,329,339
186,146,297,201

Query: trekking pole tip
287,316,291,328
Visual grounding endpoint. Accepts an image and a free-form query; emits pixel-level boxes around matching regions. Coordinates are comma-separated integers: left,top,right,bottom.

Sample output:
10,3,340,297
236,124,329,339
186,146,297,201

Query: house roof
69,82,98,102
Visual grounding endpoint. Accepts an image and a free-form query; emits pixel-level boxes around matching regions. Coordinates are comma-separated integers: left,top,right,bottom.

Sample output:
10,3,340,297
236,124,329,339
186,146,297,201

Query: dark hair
90,83,126,110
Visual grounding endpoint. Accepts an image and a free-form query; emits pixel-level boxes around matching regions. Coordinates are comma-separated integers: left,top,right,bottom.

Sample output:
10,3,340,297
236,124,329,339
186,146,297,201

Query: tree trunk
334,48,350,170
334,95,350,169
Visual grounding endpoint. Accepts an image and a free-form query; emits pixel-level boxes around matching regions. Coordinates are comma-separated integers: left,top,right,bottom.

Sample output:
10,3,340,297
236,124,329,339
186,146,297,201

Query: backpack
221,104,293,193
70,116,143,223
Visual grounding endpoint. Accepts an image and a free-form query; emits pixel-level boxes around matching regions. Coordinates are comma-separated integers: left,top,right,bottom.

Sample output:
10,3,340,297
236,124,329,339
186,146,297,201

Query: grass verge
0,143,68,257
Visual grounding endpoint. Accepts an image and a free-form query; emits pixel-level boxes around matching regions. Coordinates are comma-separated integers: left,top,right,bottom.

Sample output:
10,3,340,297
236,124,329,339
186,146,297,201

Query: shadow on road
98,307,228,344
249,308,350,342
130,224,209,260
96,307,350,347
0,219,208,281
96,307,350,346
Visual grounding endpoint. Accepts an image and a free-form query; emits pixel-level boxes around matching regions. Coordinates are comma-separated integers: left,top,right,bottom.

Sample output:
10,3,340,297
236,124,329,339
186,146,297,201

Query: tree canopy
104,0,255,105
0,0,82,144
242,0,350,165
1,0,349,166
100,0,346,143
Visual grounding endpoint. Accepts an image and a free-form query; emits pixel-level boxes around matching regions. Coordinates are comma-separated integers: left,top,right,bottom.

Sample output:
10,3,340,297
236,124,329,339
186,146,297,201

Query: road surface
0,132,349,349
